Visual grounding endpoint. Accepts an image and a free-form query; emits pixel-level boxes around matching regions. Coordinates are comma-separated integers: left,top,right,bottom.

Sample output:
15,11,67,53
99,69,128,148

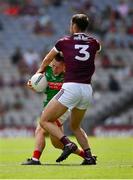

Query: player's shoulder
87,35,101,51
58,35,71,42
88,36,100,44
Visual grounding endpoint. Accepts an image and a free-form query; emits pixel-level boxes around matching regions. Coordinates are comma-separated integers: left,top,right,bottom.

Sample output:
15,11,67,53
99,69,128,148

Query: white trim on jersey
97,44,101,52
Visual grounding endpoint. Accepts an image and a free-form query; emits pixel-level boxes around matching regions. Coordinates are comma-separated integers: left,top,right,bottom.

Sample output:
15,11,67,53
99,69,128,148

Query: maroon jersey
54,33,100,84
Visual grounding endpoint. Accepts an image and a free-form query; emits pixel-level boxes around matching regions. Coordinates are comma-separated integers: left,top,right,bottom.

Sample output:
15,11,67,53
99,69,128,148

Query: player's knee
39,120,45,129
39,116,48,129
39,112,49,126
35,126,45,136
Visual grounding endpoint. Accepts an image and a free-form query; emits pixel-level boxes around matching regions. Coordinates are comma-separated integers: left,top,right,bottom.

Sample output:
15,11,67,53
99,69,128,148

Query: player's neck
73,30,86,35
74,32,86,35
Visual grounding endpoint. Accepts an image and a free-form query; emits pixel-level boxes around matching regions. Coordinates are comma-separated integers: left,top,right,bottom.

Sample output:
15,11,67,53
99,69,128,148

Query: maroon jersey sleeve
95,40,101,52
54,37,66,52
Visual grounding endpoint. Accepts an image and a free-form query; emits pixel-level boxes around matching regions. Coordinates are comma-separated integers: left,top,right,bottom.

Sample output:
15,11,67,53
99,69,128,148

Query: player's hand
27,80,35,92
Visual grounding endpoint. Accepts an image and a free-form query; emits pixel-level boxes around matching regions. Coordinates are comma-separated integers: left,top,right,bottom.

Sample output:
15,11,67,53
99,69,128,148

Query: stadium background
0,0,133,137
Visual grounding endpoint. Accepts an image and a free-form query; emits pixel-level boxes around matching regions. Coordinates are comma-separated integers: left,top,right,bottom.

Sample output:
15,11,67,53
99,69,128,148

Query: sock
60,136,71,146
78,149,85,158
32,150,42,161
84,148,92,159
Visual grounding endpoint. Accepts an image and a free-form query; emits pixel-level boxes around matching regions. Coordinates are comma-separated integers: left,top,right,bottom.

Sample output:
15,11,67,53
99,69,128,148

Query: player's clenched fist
27,80,35,91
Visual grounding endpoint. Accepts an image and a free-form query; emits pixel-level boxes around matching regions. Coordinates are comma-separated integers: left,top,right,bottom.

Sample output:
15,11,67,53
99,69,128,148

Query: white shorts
55,82,93,110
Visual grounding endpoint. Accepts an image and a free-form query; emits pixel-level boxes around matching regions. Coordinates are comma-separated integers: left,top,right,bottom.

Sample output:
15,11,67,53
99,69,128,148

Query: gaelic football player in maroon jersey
28,14,101,165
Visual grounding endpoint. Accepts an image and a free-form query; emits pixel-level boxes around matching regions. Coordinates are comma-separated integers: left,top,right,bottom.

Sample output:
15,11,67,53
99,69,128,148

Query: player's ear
70,22,77,34
72,23,78,33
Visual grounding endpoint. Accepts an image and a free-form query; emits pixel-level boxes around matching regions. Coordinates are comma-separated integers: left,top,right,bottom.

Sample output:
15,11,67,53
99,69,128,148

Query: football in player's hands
30,73,48,92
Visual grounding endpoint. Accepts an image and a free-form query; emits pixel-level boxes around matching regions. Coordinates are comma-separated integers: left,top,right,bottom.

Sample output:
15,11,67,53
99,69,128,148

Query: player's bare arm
36,48,58,74
27,48,58,90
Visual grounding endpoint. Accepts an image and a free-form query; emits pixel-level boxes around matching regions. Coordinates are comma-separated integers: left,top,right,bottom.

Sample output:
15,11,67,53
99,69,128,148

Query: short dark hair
55,53,64,62
72,14,89,31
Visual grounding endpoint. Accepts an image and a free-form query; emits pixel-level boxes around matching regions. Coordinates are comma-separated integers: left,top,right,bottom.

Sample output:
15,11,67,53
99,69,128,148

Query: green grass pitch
0,137,133,179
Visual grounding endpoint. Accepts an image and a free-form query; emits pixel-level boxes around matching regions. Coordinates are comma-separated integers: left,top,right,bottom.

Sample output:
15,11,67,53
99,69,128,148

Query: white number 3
75,44,90,61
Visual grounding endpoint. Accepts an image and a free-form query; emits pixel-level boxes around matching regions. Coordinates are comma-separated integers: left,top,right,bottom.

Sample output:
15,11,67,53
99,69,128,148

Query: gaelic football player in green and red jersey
22,53,85,165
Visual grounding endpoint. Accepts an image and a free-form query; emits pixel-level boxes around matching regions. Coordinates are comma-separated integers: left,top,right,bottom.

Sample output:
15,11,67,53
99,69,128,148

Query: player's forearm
36,58,48,73
36,48,58,74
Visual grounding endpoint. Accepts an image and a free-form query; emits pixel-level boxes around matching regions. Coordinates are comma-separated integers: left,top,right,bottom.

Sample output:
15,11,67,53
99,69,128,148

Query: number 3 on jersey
75,44,90,61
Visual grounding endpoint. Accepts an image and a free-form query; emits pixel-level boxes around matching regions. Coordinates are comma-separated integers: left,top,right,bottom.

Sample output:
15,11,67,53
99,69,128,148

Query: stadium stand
0,0,133,136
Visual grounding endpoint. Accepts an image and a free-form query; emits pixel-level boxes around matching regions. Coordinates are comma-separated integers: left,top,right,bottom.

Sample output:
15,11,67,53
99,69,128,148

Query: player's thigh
41,98,68,123
49,126,64,149
70,108,87,130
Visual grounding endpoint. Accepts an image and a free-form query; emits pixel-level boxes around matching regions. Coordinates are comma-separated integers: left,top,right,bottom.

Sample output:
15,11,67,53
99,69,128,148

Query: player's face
52,60,65,75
